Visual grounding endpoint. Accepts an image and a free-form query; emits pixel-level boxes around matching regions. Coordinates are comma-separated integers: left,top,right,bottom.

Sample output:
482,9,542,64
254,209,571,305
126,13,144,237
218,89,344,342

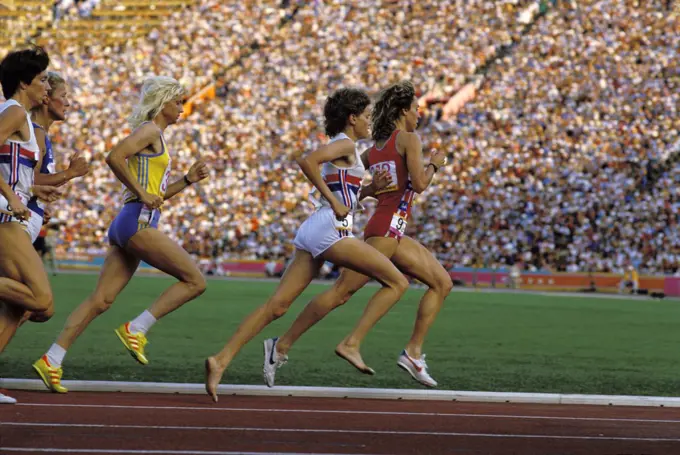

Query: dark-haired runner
205,87,407,402
0,47,61,404
267,81,450,388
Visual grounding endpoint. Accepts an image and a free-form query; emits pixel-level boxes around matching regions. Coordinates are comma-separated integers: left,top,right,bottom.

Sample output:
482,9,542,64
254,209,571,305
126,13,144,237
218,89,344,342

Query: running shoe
33,355,68,393
397,349,438,388
115,322,148,365
0,392,16,404
263,337,287,387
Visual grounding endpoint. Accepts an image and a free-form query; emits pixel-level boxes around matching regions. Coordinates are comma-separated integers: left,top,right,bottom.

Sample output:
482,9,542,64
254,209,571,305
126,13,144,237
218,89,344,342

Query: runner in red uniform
268,81,451,387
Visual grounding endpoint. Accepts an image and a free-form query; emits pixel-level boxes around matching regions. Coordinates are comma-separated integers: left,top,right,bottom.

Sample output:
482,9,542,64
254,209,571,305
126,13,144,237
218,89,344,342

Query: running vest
311,133,365,212
27,122,55,214
367,130,416,237
0,99,39,220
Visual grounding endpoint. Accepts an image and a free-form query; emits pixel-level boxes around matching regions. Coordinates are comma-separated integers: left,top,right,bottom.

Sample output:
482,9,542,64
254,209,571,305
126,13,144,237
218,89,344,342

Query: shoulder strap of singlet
329,132,351,144
3,99,20,109
138,129,166,158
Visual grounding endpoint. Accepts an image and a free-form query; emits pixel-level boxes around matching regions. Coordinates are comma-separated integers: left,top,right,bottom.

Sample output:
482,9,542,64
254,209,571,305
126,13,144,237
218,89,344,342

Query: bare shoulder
331,137,355,151
397,131,421,154
322,137,356,159
133,122,162,141
0,105,27,128
127,122,162,153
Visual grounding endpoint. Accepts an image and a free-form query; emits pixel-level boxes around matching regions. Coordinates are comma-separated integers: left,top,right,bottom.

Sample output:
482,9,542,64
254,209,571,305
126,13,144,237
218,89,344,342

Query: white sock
128,310,157,336
46,343,67,368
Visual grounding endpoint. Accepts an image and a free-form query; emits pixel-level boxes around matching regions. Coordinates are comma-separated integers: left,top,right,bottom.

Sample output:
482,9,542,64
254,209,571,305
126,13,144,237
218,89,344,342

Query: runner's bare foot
335,343,375,375
205,356,224,403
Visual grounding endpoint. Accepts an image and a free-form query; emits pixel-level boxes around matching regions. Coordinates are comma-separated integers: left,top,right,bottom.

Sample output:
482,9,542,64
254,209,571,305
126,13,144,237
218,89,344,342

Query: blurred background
1,0,678,292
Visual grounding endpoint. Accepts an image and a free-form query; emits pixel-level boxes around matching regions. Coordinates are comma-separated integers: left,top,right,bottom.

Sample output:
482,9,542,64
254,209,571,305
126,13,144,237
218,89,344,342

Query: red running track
2,390,680,454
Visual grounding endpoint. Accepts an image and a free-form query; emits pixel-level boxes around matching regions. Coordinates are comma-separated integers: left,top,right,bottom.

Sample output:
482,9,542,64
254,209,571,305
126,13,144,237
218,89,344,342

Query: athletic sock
128,310,157,336
45,343,67,368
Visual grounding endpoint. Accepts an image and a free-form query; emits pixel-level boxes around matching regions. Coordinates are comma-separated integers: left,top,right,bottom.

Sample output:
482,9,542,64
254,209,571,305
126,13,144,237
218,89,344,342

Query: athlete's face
163,96,185,125
25,70,50,108
353,106,371,139
403,98,420,132
47,84,70,122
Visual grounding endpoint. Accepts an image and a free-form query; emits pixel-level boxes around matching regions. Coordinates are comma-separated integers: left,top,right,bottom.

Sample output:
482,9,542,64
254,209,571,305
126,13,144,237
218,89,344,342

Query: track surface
2,391,680,454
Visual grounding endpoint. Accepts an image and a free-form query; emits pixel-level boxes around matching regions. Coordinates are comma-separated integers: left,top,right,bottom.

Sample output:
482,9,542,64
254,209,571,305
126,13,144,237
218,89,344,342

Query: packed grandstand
1,0,678,275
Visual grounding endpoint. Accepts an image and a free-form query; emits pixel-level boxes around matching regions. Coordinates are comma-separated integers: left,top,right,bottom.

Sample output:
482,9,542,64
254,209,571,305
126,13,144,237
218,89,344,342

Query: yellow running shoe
32,356,68,393
114,322,148,365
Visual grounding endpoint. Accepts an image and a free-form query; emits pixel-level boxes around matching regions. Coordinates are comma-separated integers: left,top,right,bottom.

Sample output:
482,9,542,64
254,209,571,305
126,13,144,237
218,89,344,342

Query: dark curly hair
0,46,50,99
323,88,371,138
371,80,415,142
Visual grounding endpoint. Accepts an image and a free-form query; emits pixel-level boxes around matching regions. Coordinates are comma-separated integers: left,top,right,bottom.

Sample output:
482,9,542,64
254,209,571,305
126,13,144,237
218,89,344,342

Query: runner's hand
331,201,350,220
33,185,63,203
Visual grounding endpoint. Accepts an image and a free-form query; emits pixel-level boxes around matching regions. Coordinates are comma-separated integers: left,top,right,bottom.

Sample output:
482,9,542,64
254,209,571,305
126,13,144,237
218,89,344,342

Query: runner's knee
434,272,453,297
90,291,116,315
183,272,207,299
389,274,409,296
329,281,358,306
266,296,291,320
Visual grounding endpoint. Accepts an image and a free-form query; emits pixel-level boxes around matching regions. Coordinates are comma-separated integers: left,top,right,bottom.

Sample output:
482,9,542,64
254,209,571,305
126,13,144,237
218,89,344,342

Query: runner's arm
32,128,78,187
105,123,159,200
295,139,354,209
401,132,435,193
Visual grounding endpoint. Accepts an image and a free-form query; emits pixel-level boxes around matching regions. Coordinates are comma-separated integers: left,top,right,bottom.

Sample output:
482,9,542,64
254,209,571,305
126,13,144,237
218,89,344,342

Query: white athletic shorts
293,207,354,258
27,208,43,243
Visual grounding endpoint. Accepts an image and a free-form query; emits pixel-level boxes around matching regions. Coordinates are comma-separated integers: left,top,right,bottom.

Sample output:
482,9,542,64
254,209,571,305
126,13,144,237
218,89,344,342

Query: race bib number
370,161,399,195
333,213,354,233
160,163,171,194
389,213,407,237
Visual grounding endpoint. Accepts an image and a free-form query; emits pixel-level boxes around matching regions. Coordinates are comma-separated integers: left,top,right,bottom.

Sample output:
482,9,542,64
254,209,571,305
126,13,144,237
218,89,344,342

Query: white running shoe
397,350,438,388
0,392,17,404
263,337,287,388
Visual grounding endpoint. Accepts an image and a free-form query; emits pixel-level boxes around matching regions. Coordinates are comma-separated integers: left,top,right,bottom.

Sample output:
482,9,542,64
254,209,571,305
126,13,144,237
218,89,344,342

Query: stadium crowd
52,1,100,19
1,0,678,275
416,0,679,274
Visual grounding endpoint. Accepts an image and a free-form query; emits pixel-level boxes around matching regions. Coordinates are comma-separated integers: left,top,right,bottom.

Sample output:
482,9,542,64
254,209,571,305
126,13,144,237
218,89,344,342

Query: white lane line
15,402,680,425
0,449,365,455
1,422,679,442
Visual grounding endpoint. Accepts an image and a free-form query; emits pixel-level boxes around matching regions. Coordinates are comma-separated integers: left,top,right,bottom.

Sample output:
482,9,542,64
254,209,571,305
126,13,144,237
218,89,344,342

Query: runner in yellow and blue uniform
34,76,210,394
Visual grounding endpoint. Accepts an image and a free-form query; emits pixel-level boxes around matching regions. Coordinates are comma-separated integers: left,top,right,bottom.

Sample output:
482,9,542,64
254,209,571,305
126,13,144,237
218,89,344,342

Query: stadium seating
1,0,678,275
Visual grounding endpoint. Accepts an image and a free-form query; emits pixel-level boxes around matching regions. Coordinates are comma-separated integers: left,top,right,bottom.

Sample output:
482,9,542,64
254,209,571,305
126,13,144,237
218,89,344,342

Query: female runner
267,81,451,388
33,76,209,393
205,87,408,402
0,47,60,404
0,71,88,356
